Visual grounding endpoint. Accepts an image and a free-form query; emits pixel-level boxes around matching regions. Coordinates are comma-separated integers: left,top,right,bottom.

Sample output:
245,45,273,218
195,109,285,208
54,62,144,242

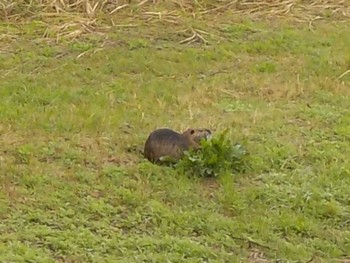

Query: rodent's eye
190,130,195,134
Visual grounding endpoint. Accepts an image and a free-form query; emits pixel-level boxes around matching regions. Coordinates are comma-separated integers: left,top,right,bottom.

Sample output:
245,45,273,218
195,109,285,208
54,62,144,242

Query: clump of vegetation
176,129,249,178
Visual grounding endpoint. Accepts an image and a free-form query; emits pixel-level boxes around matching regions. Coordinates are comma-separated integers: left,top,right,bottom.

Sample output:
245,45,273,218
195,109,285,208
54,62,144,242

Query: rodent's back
143,128,211,163
144,128,191,163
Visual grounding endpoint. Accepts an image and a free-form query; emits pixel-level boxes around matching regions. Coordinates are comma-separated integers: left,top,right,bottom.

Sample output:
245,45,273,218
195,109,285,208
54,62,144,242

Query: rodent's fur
144,128,212,163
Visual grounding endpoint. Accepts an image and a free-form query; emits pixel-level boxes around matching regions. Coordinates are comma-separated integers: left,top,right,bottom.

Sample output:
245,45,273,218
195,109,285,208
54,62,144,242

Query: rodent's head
183,128,212,147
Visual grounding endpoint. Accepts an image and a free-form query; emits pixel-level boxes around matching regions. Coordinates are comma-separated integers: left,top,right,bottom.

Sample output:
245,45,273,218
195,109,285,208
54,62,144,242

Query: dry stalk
337,69,350,80
179,28,208,44
137,0,150,7
109,4,129,15
200,1,237,15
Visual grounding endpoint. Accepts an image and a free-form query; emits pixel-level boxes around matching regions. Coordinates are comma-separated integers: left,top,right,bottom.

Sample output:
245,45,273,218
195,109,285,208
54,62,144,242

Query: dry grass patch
1,0,349,43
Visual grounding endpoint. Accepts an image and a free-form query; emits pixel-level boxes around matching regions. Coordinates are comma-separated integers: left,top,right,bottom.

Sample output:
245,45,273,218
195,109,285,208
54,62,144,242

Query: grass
1,2,350,262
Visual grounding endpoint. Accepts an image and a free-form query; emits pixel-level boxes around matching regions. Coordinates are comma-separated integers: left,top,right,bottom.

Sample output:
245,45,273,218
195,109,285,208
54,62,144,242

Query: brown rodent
144,128,212,163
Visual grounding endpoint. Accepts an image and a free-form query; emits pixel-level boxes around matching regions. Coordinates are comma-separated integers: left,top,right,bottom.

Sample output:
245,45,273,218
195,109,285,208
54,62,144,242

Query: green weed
177,129,249,178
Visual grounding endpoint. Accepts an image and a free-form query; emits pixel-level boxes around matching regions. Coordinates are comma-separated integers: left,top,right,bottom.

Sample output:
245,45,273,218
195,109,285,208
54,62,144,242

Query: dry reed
0,0,349,41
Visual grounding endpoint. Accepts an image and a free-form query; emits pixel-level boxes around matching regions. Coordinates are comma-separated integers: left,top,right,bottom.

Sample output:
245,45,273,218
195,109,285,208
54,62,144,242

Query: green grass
1,15,350,262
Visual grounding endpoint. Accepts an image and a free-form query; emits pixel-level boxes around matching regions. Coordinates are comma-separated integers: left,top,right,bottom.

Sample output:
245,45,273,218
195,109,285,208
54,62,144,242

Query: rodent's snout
205,130,212,140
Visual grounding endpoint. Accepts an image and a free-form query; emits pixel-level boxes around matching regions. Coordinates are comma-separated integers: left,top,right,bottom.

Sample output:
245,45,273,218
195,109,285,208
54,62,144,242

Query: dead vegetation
1,0,349,20
0,0,349,41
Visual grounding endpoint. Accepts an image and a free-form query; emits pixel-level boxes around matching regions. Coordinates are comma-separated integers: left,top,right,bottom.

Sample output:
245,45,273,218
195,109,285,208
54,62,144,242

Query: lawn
0,1,350,262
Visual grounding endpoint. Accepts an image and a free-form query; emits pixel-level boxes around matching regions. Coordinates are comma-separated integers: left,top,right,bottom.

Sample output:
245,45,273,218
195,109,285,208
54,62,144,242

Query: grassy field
1,1,350,262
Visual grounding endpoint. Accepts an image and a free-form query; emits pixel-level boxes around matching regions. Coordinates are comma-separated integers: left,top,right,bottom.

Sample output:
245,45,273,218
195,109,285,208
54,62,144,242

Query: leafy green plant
176,129,249,178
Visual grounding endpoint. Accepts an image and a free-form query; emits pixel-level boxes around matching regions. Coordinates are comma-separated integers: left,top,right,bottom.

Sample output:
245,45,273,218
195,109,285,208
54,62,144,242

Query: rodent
144,128,212,163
